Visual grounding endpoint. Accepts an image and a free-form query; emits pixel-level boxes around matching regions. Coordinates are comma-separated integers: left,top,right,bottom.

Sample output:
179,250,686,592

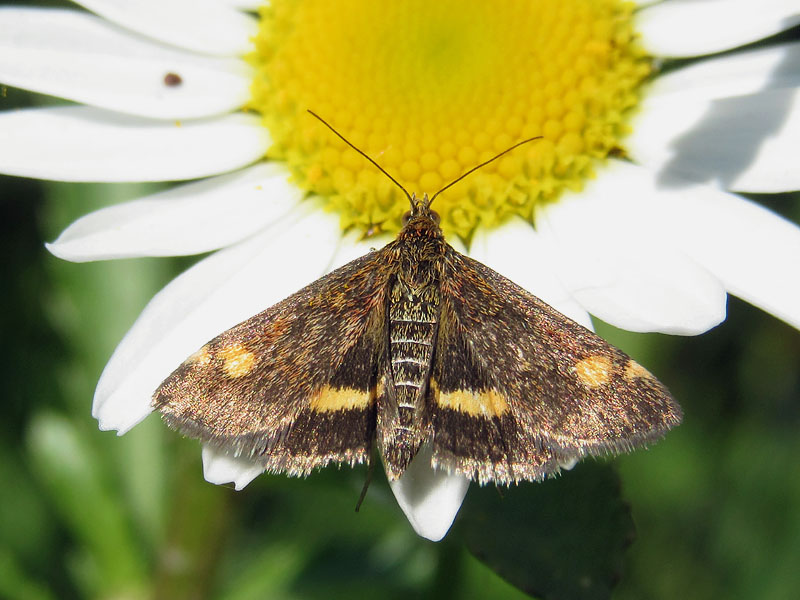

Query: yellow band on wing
309,386,374,412
433,380,509,417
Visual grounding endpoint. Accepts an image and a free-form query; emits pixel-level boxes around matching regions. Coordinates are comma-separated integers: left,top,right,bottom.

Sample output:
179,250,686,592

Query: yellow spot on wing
186,345,212,367
574,355,613,388
624,360,654,381
218,343,256,378
433,381,509,417
310,386,373,412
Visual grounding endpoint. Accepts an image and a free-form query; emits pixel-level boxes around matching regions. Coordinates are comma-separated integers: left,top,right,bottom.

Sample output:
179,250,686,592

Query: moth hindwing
153,194,682,485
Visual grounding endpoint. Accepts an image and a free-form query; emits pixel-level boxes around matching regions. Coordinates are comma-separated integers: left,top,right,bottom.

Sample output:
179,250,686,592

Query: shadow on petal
656,39,799,192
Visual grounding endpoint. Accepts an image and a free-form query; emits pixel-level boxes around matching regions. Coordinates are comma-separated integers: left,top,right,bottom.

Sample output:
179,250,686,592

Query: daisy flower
2,0,799,542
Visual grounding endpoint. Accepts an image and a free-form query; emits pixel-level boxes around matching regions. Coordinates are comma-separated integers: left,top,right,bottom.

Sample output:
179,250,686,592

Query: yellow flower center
249,0,651,240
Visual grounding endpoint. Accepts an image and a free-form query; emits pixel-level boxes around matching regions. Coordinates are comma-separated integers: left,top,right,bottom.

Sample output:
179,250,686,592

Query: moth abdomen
375,277,441,478
389,332,434,412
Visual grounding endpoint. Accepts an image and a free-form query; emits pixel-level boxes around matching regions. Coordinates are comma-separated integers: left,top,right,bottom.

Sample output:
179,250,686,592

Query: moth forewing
427,247,681,483
153,249,393,476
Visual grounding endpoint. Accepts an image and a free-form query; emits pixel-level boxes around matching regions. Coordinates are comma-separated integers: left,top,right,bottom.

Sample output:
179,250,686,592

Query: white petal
645,42,800,106
638,0,800,58
469,217,594,330
536,161,727,335
202,445,263,490
47,163,301,261
324,229,393,273
388,445,470,542
93,201,341,434
630,88,800,193
72,0,258,56
446,235,468,254
0,106,269,182
657,187,800,331
214,0,263,9
0,8,251,119
559,458,578,471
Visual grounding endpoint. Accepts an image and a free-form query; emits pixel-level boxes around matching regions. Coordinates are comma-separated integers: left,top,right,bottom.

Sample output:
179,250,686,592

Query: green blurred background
1,3,799,599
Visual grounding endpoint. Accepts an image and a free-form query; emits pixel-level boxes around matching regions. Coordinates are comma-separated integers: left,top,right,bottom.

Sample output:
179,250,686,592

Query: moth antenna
307,110,413,204
429,136,542,206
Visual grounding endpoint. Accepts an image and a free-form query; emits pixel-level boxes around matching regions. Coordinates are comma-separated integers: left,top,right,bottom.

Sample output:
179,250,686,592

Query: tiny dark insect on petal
163,72,183,86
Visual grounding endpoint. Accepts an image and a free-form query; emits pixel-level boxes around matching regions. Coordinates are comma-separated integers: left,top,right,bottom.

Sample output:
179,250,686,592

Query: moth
153,113,682,487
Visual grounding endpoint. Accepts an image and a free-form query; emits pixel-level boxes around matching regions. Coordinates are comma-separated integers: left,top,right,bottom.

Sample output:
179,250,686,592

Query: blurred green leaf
458,548,535,600
113,417,169,552
0,547,56,600
26,412,147,598
458,462,633,600
152,438,231,600
219,541,307,600
216,470,435,598
0,443,54,565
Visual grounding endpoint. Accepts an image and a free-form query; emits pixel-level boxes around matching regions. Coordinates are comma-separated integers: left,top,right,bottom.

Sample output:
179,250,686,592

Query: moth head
403,194,441,227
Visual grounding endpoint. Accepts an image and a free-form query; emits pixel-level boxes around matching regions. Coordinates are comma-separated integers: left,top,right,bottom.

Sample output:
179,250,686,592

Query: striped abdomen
389,285,438,424
378,277,440,476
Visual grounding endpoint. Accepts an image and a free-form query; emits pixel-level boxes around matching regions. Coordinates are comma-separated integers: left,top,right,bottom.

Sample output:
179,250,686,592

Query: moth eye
430,210,441,225
402,210,412,225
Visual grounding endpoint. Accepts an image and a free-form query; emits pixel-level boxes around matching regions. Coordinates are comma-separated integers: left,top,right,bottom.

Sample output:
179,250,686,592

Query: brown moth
153,114,682,486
